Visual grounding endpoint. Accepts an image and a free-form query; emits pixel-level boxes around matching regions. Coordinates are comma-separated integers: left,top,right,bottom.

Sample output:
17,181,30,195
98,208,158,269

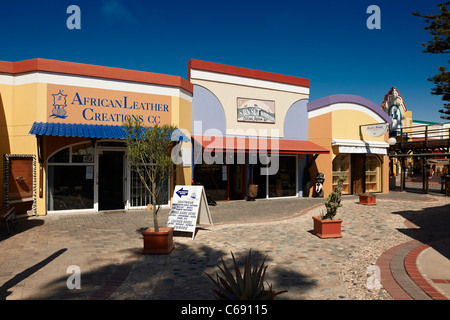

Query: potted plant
206,249,287,300
123,119,178,254
359,192,376,205
312,174,345,238
247,184,258,201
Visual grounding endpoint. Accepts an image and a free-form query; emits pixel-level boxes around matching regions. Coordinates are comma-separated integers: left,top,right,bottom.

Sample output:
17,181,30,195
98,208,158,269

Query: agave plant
205,249,287,300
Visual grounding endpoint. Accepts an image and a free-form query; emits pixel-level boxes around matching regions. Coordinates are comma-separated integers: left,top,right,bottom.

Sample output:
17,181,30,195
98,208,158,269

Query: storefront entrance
98,150,125,210
351,154,364,194
332,153,382,195
229,164,245,200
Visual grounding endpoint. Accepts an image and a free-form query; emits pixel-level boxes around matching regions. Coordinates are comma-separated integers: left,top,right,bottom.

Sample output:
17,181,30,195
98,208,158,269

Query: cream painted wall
191,78,308,137
171,96,193,190
331,109,387,142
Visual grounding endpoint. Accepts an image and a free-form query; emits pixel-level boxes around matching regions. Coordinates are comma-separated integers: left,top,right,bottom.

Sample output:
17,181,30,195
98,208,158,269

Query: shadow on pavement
0,248,67,300
392,202,450,260
23,244,317,300
0,217,44,242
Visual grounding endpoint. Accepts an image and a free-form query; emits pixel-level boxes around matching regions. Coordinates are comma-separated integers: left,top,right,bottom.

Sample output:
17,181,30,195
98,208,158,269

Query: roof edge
189,59,310,88
0,58,193,94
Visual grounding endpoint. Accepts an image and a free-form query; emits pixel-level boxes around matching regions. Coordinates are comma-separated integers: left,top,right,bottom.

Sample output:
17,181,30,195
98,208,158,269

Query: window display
268,156,296,197
47,143,94,211
332,155,350,194
365,155,381,192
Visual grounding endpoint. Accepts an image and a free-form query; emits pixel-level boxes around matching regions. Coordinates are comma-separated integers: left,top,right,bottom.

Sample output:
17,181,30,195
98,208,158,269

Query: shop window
47,142,95,211
72,143,94,163
332,155,350,194
194,164,228,201
48,148,69,163
365,155,381,193
130,164,169,207
268,156,296,197
48,165,94,211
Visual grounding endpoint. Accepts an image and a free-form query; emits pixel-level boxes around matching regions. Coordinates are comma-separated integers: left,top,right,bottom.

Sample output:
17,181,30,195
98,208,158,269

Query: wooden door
351,154,364,194
7,156,34,215
229,164,245,200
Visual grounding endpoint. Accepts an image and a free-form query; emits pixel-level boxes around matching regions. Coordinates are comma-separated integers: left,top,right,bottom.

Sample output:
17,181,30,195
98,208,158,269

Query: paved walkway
0,192,449,300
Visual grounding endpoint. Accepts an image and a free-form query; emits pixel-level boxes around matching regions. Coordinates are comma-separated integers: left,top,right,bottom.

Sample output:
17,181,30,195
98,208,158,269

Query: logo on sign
176,188,189,198
50,90,68,119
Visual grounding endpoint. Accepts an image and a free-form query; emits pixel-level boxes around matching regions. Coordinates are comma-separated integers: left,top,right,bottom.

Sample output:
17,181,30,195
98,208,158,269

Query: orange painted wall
308,113,333,197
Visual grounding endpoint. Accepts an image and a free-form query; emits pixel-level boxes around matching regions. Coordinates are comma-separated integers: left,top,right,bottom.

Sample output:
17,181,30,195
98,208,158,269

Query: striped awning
29,122,190,142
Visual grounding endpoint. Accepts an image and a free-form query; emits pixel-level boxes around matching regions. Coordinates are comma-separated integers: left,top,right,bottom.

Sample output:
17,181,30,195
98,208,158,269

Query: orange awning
193,136,329,154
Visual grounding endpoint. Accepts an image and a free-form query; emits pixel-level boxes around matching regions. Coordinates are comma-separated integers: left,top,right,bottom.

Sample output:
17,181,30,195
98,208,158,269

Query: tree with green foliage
413,2,450,120
123,119,177,232
322,174,346,220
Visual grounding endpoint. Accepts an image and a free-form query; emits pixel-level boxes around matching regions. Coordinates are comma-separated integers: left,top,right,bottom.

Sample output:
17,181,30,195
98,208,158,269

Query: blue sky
0,0,448,123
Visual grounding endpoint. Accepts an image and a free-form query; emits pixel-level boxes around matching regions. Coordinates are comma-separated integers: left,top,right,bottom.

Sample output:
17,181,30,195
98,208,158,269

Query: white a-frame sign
167,185,213,239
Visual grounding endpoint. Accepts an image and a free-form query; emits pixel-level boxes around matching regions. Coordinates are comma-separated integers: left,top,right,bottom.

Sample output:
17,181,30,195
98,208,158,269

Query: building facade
307,95,392,196
0,59,192,216
1,57,394,217
188,59,329,201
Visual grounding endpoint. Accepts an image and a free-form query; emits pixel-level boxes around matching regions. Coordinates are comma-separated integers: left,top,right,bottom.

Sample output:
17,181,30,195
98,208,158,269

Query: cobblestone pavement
0,192,449,300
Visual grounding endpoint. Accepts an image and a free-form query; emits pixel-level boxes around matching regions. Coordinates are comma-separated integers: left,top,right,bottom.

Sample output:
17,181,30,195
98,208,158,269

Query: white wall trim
331,138,389,148
1,71,192,102
190,69,309,95
308,103,385,123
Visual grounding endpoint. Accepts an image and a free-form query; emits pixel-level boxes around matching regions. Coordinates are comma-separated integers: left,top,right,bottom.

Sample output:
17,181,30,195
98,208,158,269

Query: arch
192,84,226,136
283,98,309,140
307,94,392,125
47,140,94,163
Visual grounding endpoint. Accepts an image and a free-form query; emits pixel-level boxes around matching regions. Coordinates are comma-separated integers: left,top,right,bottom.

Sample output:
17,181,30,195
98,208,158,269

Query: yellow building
308,95,392,196
0,58,192,216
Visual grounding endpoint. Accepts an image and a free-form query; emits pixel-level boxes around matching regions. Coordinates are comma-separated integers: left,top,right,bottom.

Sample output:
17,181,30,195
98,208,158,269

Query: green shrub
322,174,346,220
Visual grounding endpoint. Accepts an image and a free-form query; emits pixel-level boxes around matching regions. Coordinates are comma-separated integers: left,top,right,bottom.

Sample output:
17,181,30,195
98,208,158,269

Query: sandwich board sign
167,185,213,239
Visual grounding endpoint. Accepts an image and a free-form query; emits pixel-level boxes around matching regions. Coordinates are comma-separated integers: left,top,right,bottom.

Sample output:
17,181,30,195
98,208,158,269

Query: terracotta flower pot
359,194,376,205
247,184,258,201
142,227,174,254
312,216,342,239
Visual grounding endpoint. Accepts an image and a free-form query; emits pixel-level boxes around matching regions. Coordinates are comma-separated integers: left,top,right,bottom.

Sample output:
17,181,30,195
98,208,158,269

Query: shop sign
237,98,275,123
362,123,389,137
426,159,450,165
167,185,213,239
47,84,171,126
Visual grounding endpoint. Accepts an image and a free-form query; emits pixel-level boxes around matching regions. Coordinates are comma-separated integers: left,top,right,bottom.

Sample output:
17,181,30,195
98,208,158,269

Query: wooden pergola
389,123,450,195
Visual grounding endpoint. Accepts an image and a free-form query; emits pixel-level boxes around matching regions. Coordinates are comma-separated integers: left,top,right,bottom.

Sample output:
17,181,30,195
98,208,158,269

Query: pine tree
413,2,450,120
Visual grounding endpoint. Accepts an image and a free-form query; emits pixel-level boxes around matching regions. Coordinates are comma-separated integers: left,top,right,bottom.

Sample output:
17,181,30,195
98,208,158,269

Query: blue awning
29,122,190,142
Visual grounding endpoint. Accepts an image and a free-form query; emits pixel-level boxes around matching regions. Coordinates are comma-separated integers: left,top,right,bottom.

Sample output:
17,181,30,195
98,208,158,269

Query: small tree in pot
322,174,345,220
312,174,345,238
123,119,178,253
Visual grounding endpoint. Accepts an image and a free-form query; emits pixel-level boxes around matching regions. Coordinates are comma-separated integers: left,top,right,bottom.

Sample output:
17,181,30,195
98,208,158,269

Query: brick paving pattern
0,192,449,300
